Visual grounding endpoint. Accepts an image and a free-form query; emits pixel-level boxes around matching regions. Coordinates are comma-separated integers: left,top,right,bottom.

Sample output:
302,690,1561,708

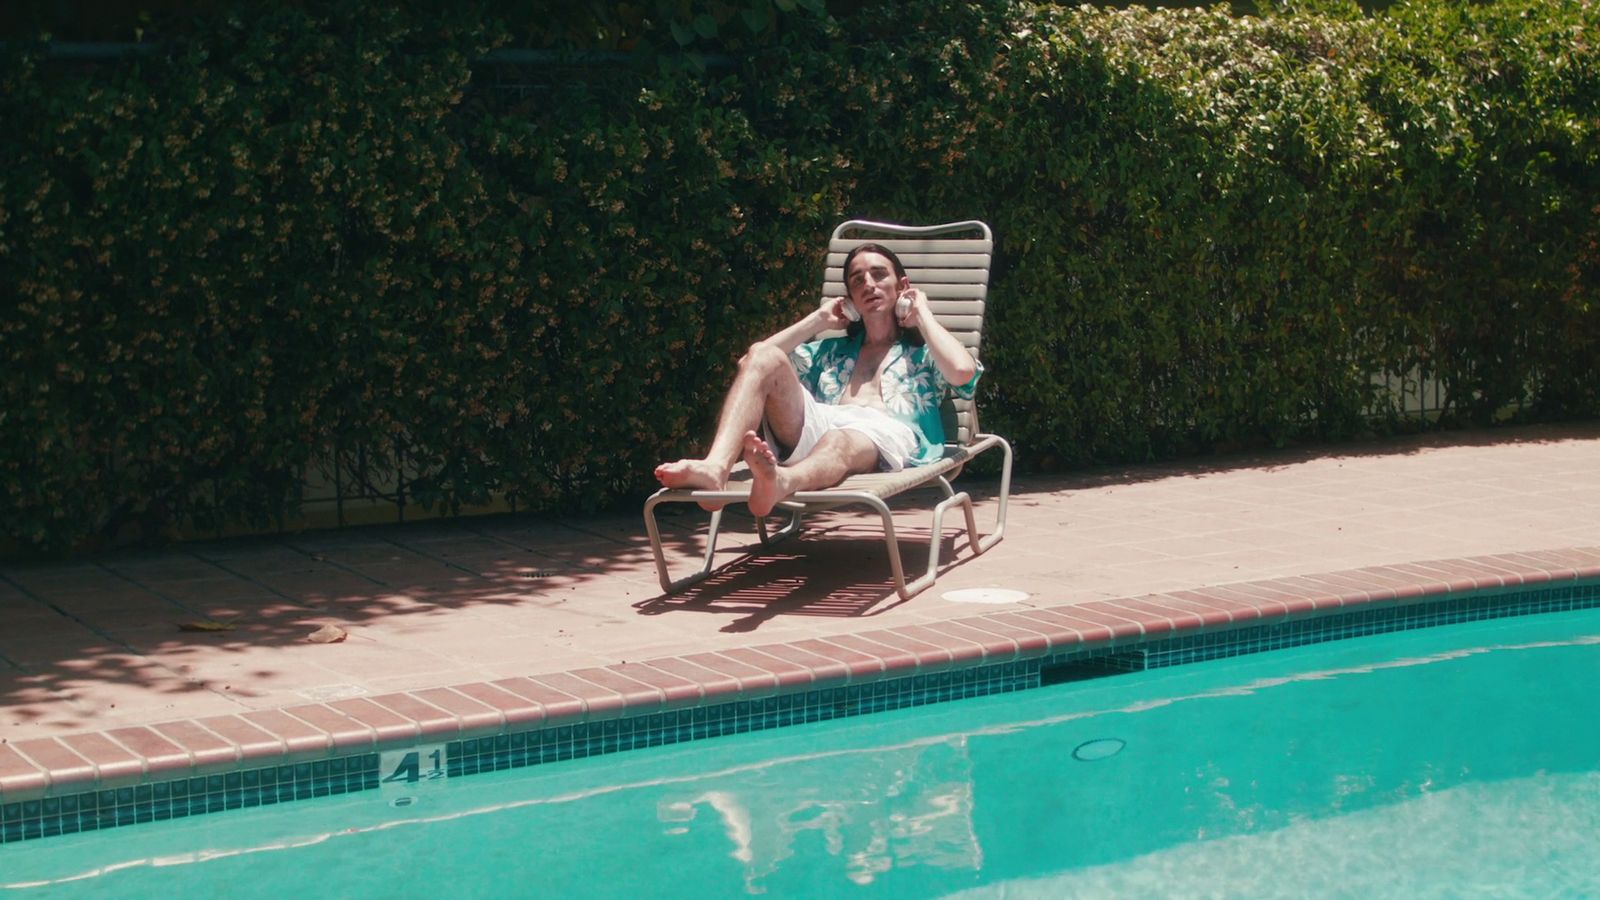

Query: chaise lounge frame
643,219,1013,601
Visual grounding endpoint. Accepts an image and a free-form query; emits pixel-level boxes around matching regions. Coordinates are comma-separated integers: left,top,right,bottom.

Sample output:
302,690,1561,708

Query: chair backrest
821,219,993,446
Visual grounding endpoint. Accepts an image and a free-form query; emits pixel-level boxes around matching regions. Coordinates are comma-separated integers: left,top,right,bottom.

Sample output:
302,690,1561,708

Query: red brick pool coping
5,545,1599,802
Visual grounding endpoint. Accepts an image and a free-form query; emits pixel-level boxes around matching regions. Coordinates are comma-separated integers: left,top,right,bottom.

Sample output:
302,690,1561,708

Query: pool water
7,607,1600,897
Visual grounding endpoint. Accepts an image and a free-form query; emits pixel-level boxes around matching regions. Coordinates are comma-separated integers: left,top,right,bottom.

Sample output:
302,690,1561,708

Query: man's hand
818,297,854,330
769,299,852,355
896,288,930,329
899,286,977,386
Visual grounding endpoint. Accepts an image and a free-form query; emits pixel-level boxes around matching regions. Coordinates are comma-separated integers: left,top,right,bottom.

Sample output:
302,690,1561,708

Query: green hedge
2,0,1596,552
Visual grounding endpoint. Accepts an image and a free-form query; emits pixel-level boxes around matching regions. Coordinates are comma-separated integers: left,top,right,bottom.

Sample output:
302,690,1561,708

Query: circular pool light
942,588,1030,605
1072,738,1126,761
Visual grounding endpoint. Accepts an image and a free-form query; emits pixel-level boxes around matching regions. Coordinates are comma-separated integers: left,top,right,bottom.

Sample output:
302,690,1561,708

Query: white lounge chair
644,219,1013,600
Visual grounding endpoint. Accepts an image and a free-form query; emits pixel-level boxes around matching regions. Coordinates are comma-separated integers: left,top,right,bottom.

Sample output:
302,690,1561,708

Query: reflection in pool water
6,609,1599,897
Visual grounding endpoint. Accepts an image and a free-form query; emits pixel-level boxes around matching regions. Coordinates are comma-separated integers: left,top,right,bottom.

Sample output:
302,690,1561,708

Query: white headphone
833,293,911,323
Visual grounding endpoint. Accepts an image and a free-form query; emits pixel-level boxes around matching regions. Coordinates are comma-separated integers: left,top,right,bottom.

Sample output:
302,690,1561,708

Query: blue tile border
5,579,1599,845
1040,582,1600,678
448,663,1036,777
1,756,380,844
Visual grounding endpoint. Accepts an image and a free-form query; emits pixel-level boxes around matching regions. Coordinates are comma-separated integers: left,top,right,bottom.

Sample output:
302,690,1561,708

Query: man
655,243,982,516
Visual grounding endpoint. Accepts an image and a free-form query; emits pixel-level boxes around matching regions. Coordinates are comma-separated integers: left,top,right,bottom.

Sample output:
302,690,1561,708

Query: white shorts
765,393,920,473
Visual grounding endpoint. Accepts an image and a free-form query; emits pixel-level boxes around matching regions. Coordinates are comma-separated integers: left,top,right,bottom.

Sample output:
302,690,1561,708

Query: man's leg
655,342,810,496
741,428,878,517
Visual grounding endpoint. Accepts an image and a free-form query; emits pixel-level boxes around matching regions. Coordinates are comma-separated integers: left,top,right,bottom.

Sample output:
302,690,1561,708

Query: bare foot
741,430,791,517
654,458,724,491
654,458,730,511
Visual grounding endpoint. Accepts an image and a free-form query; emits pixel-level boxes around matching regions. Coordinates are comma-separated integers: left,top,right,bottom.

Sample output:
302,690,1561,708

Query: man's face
845,252,907,312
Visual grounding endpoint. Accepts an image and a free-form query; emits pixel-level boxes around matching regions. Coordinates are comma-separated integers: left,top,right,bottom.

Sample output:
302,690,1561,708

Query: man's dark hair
843,242,907,280
841,243,925,345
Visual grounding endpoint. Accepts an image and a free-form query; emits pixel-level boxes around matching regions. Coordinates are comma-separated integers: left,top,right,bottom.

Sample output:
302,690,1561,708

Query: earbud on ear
894,294,911,319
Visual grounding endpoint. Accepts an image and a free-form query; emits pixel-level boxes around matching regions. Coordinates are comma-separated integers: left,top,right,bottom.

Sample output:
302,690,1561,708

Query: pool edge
4,545,1600,839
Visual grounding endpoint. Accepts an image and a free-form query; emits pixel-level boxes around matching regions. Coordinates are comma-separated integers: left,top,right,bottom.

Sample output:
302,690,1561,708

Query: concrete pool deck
3,422,1599,803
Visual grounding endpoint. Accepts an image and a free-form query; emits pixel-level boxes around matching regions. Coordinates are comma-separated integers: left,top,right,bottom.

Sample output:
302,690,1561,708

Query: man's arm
900,289,977,386
764,299,851,355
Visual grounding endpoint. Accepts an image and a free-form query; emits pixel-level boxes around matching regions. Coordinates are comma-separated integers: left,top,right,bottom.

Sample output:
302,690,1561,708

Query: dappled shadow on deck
0,489,980,735
2,420,1597,736
634,526,978,631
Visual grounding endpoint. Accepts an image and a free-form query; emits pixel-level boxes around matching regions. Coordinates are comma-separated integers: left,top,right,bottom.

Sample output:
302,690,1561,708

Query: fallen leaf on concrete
177,620,237,633
307,624,348,644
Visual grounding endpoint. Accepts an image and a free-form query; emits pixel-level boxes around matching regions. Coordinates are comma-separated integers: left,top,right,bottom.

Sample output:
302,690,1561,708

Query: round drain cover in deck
941,588,1029,605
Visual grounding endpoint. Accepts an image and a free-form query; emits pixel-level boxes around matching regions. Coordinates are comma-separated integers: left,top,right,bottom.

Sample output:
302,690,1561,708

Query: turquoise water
6,607,1600,897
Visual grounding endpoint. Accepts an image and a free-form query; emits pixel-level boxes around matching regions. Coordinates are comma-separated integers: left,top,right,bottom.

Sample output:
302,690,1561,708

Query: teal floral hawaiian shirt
790,333,983,467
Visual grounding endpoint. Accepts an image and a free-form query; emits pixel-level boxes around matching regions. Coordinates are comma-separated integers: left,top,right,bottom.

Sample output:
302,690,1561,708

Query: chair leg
853,495,918,600
936,476,982,550
972,434,1014,554
755,508,803,547
644,494,727,593
900,486,980,599
892,442,1012,599
875,487,975,600
840,477,994,602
